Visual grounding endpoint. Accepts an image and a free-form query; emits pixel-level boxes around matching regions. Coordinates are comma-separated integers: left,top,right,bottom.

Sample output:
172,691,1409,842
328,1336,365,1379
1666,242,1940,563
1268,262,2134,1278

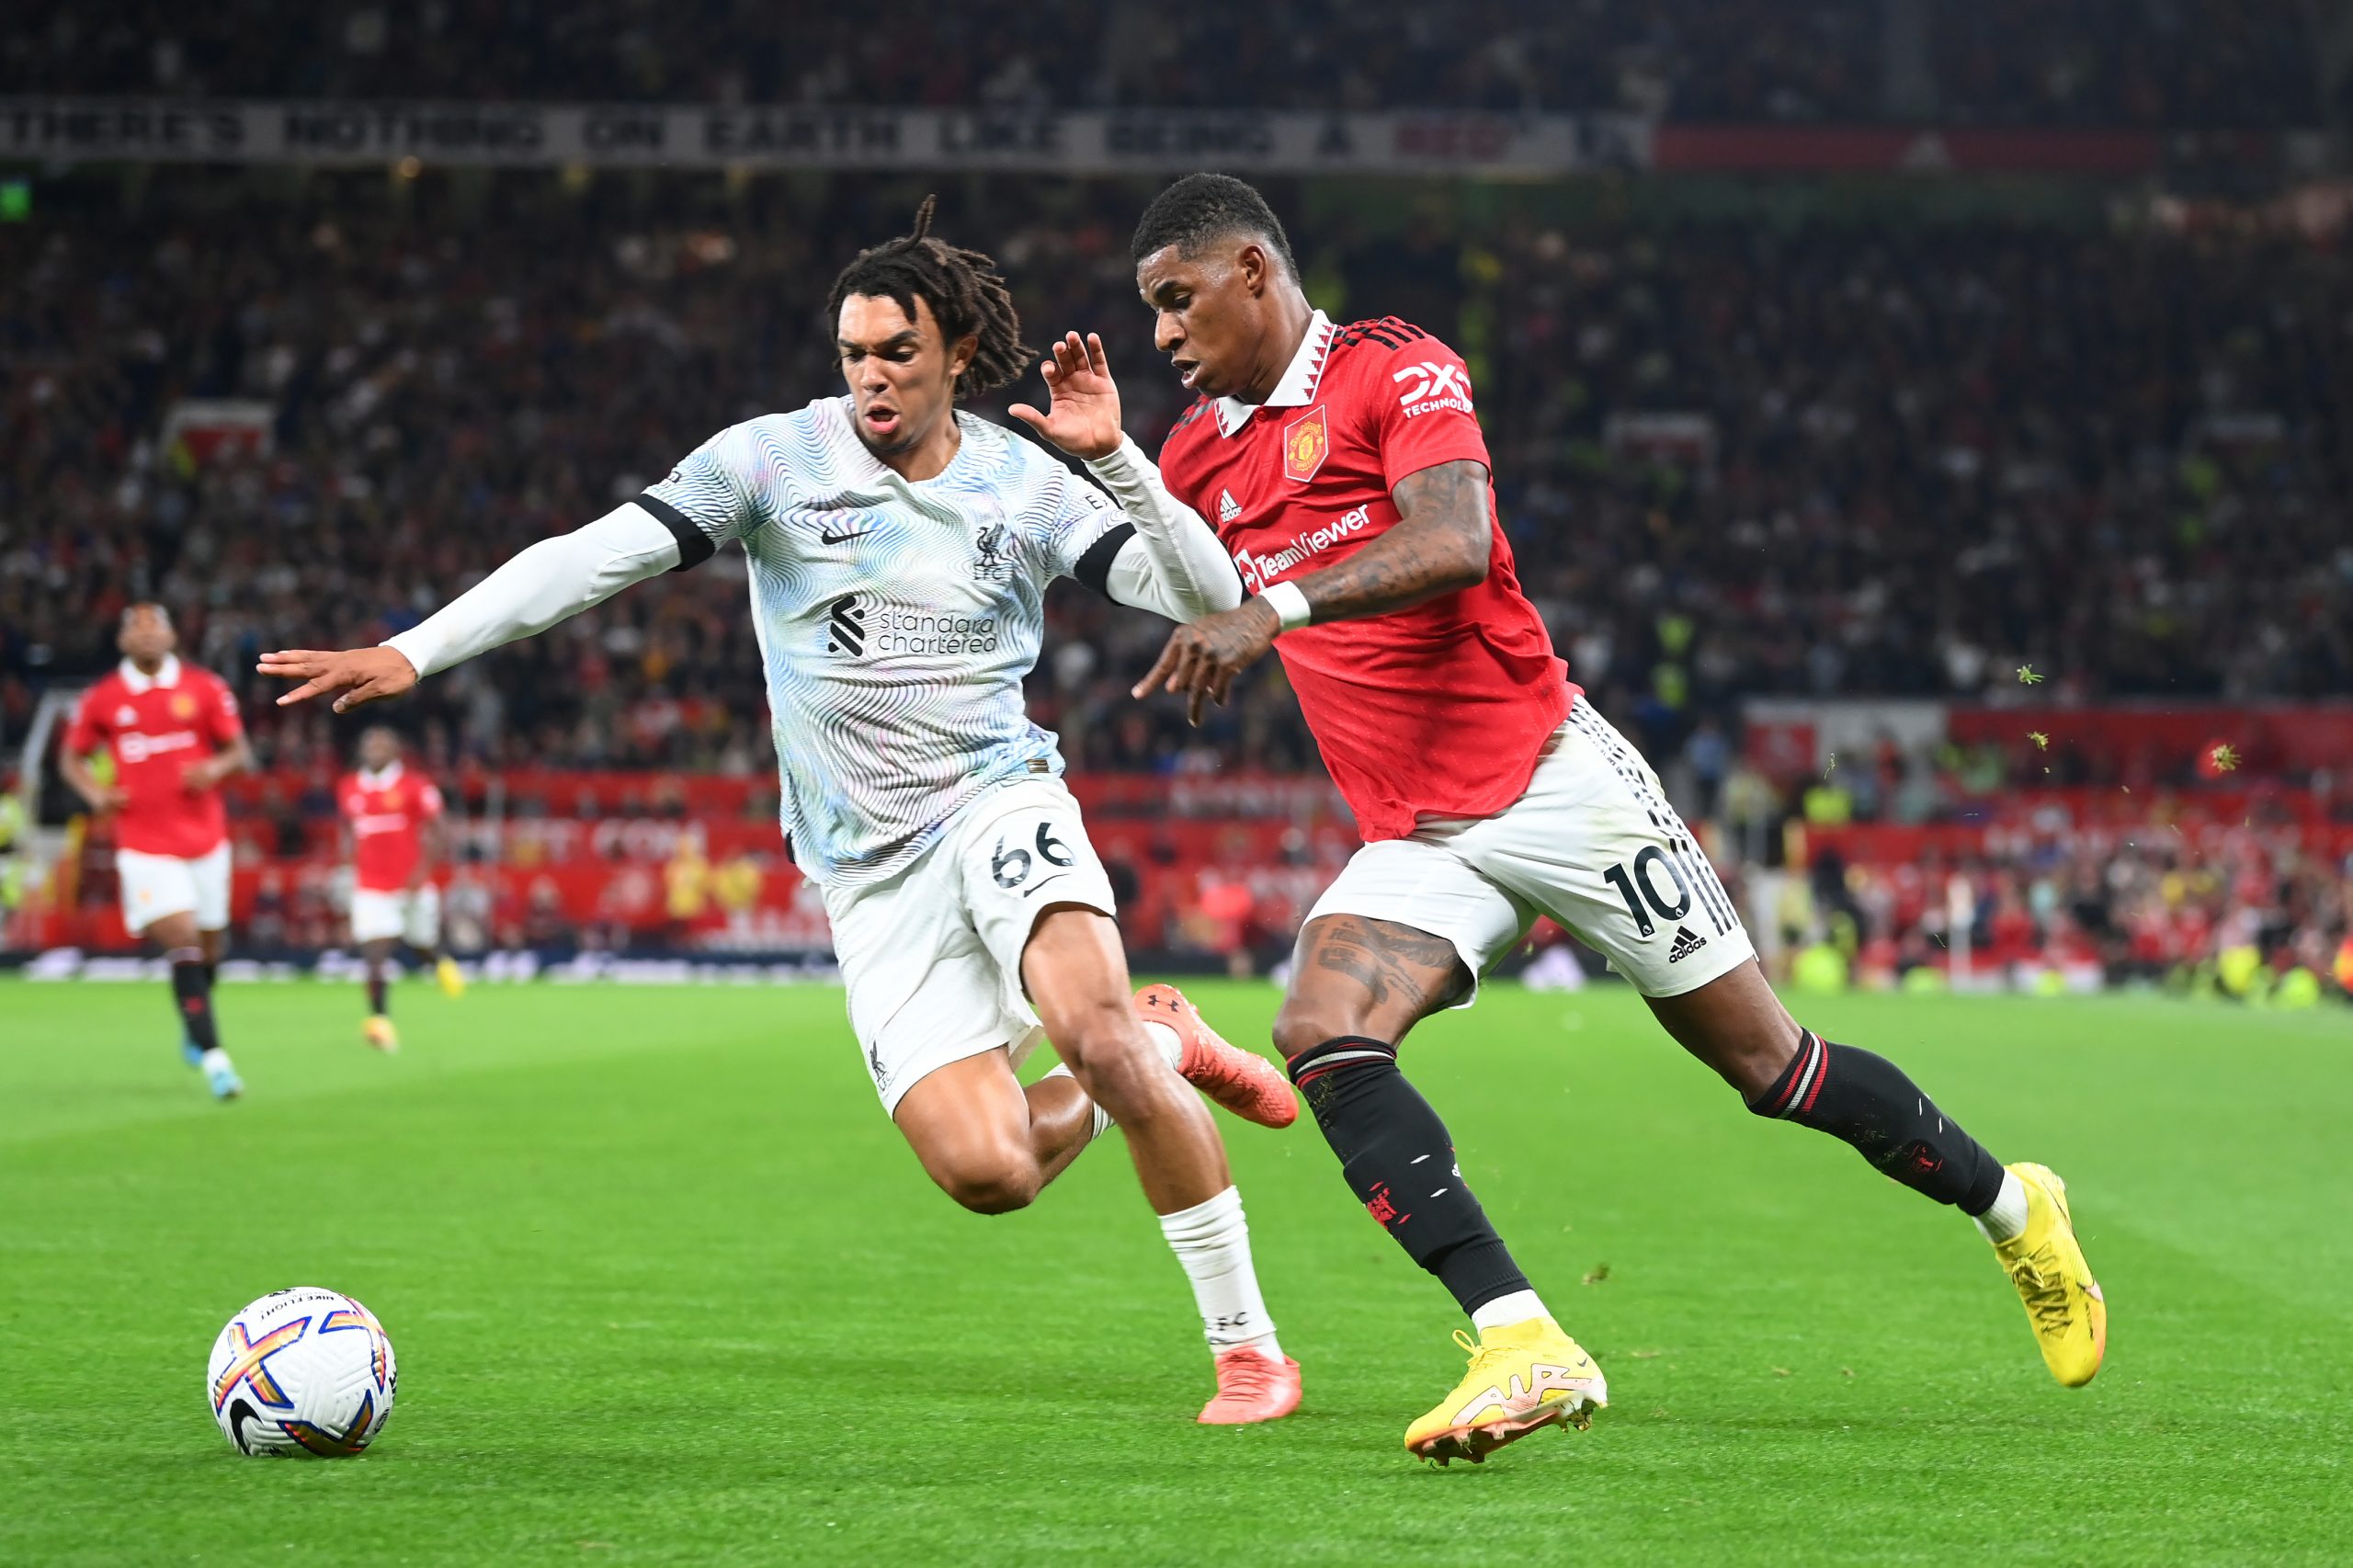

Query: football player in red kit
59,604,255,1099
338,725,465,1051
1120,175,2104,1463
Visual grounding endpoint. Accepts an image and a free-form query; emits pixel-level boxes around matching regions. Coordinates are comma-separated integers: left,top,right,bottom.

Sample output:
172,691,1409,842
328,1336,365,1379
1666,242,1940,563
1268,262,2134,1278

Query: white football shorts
1306,696,1756,1002
822,776,1119,1118
350,885,442,949
117,842,232,935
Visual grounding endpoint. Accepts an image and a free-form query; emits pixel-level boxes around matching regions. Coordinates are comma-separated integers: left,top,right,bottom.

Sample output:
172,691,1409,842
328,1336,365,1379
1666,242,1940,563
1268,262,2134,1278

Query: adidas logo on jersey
1665,926,1708,964
1219,489,1242,524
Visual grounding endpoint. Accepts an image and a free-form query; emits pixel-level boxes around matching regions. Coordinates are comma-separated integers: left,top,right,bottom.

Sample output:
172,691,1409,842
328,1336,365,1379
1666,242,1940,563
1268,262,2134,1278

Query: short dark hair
1131,173,1298,278
824,196,1030,399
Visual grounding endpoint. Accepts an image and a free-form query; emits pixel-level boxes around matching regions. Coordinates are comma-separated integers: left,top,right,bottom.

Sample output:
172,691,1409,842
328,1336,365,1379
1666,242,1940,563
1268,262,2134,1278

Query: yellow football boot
1403,1318,1607,1465
362,1015,400,1053
436,956,467,999
1993,1162,2106,1387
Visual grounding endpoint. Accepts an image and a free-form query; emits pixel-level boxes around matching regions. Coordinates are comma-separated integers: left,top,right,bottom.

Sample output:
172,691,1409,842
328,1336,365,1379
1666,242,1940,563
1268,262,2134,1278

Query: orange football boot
1134,983,1297,1129
1199,1346,1303,1425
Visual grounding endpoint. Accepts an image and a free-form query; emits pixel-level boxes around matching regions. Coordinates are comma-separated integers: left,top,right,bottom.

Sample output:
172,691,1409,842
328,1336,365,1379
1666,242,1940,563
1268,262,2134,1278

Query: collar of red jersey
358,761,406,789
1212,309,1333,438
117,654,182,694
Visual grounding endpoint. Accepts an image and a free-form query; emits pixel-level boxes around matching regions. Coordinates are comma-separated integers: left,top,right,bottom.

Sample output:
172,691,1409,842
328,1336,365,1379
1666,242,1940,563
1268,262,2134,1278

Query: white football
206,1287,397,1458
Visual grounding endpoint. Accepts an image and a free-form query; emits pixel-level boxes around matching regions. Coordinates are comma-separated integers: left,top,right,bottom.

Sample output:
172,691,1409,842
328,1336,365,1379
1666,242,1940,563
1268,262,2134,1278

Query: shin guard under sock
167,948,221,1053
1751,1029,2005,1214
1289,1036,1532,1315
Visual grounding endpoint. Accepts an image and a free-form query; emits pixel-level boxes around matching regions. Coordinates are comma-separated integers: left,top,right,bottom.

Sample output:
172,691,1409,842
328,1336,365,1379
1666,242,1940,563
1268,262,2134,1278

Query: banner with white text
0,99,1653,175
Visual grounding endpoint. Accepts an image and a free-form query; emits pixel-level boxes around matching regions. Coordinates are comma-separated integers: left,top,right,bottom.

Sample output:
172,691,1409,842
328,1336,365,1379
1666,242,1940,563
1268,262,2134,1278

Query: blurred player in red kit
338,725,465,1051
1121,175,2105,1462
59,604,255,1099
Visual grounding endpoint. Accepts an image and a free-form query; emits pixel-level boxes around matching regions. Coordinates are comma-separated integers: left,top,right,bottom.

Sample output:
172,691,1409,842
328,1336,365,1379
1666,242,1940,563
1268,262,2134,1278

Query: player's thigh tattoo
1297,915,1471,1016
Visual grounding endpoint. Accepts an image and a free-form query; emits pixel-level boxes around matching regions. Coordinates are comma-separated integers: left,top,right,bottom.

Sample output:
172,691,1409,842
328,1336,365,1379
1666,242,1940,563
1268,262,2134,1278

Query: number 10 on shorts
992,821,1075,890
1602,846,1692,937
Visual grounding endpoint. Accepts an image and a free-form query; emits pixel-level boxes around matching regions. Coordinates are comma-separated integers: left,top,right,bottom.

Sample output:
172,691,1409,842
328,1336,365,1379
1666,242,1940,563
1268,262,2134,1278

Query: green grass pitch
3,977,2347,1565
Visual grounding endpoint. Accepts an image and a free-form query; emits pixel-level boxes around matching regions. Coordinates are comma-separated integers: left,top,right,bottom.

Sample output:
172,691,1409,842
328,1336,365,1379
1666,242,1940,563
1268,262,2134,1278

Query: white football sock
1471,1289,1551,1335
1140,1018,1185,1070
1040,1063,1112,1140
1159,1186,1281,1359
1974,1168,2029,1243
199,1048,233,1074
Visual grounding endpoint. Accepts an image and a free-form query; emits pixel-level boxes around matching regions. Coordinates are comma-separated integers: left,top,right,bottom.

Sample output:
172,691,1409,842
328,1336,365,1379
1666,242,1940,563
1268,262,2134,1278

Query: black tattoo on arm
1289,460,1494,625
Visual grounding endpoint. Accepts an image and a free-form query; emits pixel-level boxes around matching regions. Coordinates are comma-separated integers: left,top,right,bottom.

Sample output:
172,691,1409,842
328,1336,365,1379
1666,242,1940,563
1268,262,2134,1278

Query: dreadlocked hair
824,196,1031,399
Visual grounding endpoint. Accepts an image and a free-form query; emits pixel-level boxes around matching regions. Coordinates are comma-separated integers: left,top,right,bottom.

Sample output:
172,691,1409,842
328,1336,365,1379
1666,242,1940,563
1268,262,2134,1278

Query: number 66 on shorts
991,819,1077,890
822,776,1123,1115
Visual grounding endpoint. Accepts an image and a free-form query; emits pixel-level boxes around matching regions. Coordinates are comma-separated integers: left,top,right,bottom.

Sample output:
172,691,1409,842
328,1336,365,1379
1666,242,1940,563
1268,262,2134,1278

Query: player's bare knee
1054,1010,1162,1106
934,1157,1041,1215
1271,999,1366,1064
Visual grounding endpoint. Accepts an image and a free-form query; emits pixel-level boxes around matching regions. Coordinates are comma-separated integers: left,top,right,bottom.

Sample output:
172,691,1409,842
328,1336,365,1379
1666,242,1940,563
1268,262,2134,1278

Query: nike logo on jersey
820,528,874,545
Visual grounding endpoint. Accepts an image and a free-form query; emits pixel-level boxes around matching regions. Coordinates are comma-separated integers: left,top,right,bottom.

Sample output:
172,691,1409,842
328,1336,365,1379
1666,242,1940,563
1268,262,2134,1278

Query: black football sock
367,967,390,1017
1288,1037,1533,1316
1749,1029,2005,1215
167,948,221,1054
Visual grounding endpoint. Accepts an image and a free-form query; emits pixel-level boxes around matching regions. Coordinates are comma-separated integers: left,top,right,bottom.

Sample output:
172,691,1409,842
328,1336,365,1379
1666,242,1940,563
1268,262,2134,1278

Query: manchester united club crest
1282,405,1329,483
171,693,199,720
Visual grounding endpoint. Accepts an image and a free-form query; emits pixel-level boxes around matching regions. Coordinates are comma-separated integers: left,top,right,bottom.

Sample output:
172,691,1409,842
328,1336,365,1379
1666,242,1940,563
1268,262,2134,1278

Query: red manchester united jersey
339,762,444,892
63,656,242,858
1157,312,1575,841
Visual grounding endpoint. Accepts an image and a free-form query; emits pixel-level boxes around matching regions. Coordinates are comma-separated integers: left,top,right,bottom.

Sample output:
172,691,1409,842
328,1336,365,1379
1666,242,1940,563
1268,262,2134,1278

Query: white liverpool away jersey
640,396,1124,887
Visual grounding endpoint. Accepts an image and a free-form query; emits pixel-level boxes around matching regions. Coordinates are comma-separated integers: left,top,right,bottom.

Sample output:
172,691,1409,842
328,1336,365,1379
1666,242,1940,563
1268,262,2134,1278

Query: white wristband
1260,580,1313,632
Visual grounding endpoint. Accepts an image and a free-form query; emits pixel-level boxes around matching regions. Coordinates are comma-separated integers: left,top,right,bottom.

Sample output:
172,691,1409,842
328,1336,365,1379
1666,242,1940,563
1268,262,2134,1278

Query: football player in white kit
261,201,1304,1425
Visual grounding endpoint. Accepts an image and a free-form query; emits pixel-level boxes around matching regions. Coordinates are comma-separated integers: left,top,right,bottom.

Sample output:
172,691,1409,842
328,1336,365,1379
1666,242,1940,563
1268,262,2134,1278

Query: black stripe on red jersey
1168,396,1216,437
1332,315,1428,353
634,493,716,572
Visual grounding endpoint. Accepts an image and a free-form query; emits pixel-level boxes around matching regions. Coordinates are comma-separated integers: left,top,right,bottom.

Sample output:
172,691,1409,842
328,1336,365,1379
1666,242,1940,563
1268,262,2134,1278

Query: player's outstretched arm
261,504,690,712
1132,460,1492,723
1015,331,1242,622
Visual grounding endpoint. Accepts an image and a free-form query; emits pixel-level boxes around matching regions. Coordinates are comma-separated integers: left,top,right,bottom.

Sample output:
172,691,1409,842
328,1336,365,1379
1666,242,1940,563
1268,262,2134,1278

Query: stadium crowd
3,0,2325,127
6,174,2349,777
5,168,2347,992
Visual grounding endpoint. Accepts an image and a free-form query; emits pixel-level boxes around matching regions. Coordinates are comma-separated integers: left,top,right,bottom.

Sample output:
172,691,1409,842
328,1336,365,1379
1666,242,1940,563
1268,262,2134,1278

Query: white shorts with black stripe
1303,696,1755,1001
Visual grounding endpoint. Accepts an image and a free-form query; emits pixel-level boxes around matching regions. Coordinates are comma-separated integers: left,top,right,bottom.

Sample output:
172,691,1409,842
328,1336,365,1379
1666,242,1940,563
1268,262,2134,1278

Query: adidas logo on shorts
1665,926,1708,964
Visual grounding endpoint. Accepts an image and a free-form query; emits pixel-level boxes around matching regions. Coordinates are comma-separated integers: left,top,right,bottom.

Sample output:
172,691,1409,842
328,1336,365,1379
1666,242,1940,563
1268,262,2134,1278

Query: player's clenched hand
1006,331,1123,461
257,647,418,713
1131,597,1280,727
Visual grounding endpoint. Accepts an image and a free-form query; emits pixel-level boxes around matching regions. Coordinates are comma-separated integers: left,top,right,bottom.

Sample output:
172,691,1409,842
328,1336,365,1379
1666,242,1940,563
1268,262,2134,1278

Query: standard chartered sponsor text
870,607,1001,656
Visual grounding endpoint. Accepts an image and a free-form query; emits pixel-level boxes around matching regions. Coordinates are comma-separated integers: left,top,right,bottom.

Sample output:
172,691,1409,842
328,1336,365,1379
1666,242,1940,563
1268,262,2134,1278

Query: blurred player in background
338,725,465,1052
1126,174,2105,1461
260,201,1306,1425
58,604,255,1100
